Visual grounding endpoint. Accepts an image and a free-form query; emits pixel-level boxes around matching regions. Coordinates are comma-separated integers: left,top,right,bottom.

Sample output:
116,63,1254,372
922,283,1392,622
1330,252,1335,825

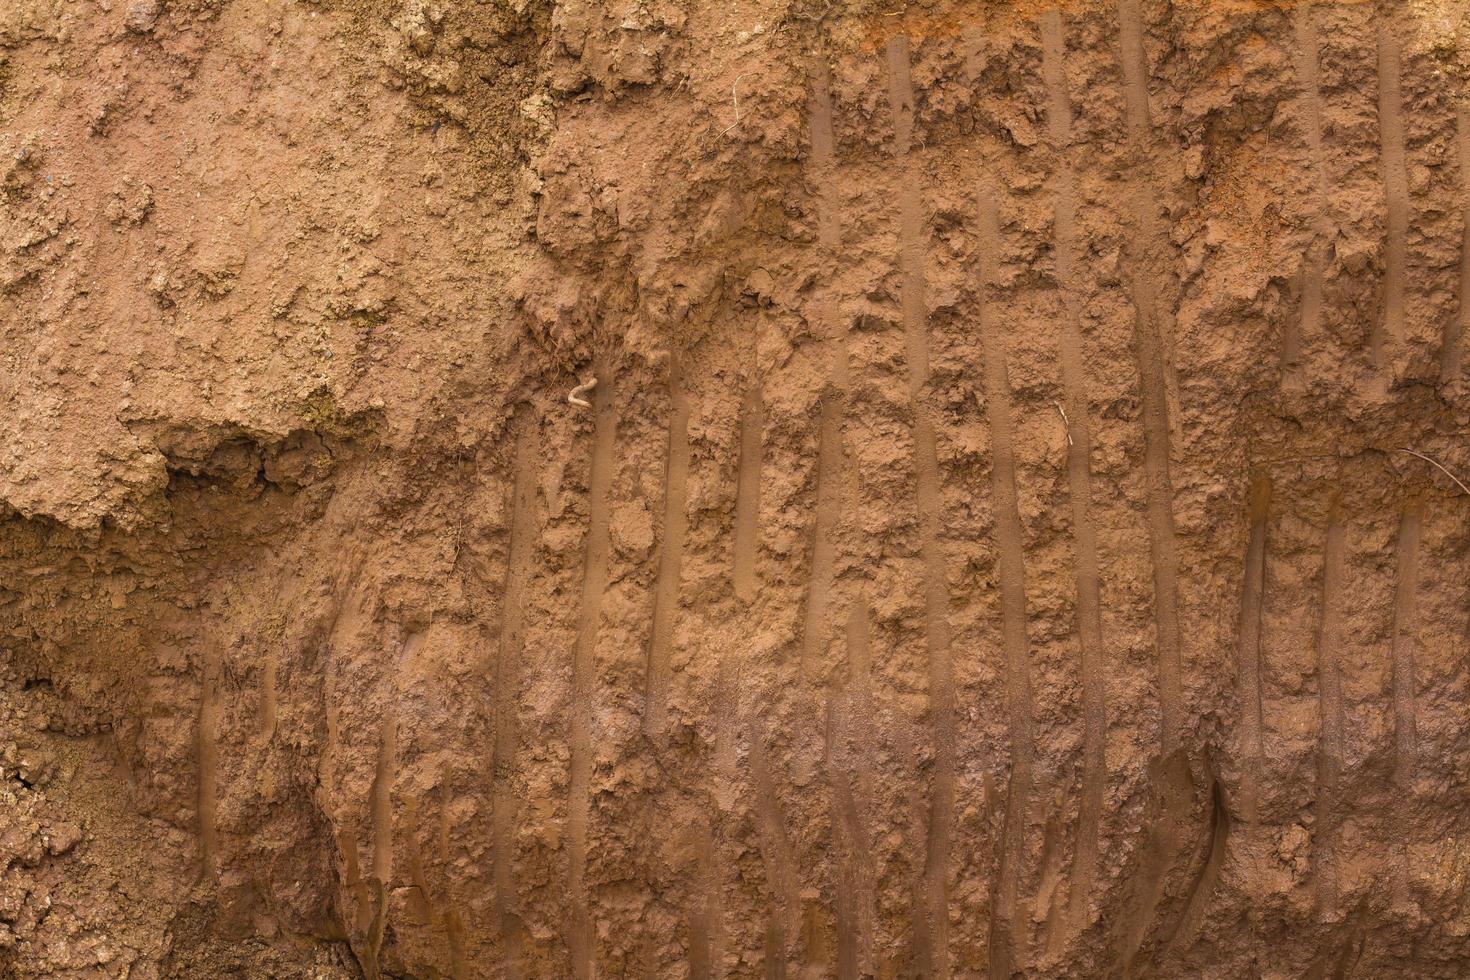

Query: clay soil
4,0,1470,977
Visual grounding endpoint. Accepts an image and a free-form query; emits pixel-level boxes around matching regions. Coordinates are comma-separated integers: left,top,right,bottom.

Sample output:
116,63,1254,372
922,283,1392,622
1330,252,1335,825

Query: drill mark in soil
690,809,724,980
891,724,935,972
718,375,756,967
809,57,872,974
804,403,841,680
911,174,955,979
975,192,1037,979
804,57,849,683
436,797,470,980
1115,0,1184,759
1449,107,1470,381
1236,477,1271,824
889,39,932,394
372,712,399,888
493,406,539,979
197,642,221,878
811,57,841,253
366,877,390,980
825,692,860,979
846,588,875,723
713,663,739,788
1111,0,1193,963
367,731,397,965
837,151,878,969
646,358,690,736
1034,809,1066,950
403,796,437,927
370,631,422,904
1292,4,1329,385
887,34,955,978
842,597,878,976
838,282,878,974
1040,8,1108,944
1314,505,1348,920
1375,18,1409,378
339,826,379,973
826,681,875,978
260,648,278,740
1117,0,1152,138
569,356,617,979
734,382,764,606
1114,750,1194,975
751,721,798,979
1166,770,1232,954
1389,502,1422,908
1111,3,1193,962
689,812,720,980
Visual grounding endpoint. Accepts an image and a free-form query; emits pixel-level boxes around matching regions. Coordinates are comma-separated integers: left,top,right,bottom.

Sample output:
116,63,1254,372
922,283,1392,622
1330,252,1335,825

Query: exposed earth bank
3,0,1470,976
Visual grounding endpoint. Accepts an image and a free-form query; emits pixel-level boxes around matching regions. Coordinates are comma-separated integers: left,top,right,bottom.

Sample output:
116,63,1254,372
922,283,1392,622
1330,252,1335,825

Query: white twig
568,377,597,409
1053,399,1073,447
722,73,753,136
1398,448,1470,497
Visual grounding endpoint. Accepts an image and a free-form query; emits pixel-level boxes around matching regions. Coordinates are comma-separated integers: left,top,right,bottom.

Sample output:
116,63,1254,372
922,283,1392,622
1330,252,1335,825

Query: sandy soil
3,0,1470,976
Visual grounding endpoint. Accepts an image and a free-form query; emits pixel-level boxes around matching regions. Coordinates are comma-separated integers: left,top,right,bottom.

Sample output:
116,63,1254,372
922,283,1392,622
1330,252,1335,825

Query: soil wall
3,0,1470,976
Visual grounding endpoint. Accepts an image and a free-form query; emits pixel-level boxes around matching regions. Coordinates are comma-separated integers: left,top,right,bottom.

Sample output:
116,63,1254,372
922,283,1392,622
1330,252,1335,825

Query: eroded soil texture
4,0,1470,976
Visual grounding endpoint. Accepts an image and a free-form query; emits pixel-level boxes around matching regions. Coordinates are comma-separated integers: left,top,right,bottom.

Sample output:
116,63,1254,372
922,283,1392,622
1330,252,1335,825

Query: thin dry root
568,377,597,408
1053,399,1074,447
721,73,753,136
1398,448,1470,497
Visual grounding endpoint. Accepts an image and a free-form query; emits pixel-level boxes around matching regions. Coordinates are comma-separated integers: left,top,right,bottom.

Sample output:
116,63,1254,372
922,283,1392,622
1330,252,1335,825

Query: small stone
124,0,160,33
46,821,81,856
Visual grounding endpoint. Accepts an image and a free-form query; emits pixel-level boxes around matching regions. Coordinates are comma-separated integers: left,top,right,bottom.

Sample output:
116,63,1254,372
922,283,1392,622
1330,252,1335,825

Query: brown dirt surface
4,0,1470,976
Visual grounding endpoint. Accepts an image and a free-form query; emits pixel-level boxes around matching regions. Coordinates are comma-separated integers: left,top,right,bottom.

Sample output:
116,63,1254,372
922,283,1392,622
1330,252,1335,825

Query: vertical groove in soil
1040,8,1109,944
493,407,539,978
645,357,690,737
886,34,956,978
568,356,617,979
1376,17,1409,376
1389,502,1422,907
1314,503,1348,920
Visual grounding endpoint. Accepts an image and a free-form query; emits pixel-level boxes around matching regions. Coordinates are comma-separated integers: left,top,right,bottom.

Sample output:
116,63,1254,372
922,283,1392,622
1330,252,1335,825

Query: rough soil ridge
3,0,1470,977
